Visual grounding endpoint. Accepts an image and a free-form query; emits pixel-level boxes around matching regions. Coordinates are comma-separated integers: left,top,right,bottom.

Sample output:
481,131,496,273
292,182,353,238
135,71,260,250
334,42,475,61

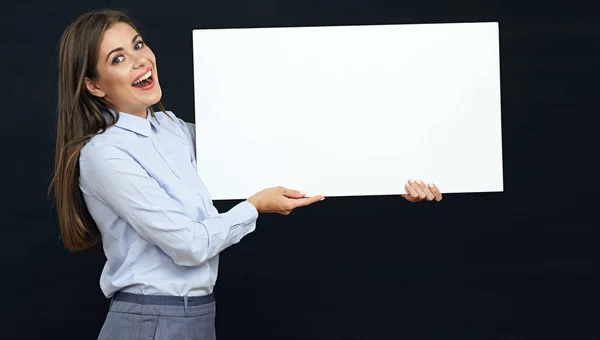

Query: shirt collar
108,109,159,137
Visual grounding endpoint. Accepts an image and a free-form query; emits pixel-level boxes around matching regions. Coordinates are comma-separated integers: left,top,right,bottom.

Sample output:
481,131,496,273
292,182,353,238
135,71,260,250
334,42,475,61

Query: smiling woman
49,8,442,340
51,10,169,253
49,9,327,340
83,22,162,116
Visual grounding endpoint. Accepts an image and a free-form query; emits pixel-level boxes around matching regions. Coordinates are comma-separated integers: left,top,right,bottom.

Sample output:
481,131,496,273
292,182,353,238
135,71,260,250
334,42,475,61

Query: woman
50,9,442,340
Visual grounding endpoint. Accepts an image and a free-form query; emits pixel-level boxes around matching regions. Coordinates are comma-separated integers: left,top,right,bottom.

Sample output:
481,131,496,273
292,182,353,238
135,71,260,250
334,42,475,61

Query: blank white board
192,22,503,200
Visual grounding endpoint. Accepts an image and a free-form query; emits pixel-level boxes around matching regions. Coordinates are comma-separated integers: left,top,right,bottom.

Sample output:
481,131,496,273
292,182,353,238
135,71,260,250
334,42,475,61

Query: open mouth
132,69,154,88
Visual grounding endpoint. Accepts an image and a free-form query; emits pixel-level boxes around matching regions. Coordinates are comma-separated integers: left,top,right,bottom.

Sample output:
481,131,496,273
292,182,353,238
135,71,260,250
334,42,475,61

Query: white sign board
192,22,503,200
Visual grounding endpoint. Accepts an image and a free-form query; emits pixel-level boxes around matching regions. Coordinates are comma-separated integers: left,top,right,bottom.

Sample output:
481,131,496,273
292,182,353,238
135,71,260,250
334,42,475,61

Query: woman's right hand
246,186,325,215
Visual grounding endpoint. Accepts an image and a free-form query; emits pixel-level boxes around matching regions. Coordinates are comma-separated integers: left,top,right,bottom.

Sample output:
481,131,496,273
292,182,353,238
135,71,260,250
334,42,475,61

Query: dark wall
3,0,599,339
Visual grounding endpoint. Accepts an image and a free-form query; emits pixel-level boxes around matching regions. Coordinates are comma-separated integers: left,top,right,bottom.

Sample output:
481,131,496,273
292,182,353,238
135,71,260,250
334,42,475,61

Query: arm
79,143,258,267
185,121,197,161
184,121,196,145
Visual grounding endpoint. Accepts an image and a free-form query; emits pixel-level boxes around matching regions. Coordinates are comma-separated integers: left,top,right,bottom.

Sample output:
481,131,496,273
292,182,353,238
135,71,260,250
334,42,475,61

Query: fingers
403,179,442,202
280,186,307,199
417,181,435,201
275,186,325,215
290,195,325,209
403,183,419,202
427,183,443,201
278,195,325,215
407,179,427,201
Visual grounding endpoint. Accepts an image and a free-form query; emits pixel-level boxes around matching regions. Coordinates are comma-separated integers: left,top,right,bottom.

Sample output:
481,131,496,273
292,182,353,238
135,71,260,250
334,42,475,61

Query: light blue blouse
79,110,258,298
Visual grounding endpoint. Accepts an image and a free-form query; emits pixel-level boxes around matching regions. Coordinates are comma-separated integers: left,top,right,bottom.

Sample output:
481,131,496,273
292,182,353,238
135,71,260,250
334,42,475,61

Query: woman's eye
112,55,124,64
135,41,145,50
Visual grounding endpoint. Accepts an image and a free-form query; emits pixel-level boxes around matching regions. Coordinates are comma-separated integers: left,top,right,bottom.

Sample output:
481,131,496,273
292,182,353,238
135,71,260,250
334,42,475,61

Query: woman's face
85,22,162,117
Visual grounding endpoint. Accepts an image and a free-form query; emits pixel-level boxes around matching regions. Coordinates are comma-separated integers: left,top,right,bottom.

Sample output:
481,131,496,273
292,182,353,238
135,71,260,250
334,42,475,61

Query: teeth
133,70,152,85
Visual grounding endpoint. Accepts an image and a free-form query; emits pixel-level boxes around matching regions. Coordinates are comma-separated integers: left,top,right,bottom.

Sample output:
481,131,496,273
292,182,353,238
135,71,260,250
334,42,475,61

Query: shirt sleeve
79,142,258,267
184,121,196,146
171,113,196,163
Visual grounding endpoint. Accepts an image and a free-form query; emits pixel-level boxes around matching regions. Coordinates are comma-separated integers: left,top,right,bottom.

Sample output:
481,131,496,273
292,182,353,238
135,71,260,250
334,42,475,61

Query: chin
151,88,163,105
145,86,163,108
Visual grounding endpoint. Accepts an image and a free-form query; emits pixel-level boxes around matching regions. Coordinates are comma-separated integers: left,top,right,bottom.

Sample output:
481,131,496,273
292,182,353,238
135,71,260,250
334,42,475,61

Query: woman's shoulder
152,110,185,127
153,109,177,120
154,110,195,141
80,132,127,162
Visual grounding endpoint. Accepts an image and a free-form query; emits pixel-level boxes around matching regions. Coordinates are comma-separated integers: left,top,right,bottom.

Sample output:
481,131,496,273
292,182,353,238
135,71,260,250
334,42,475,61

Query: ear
84,77,106,98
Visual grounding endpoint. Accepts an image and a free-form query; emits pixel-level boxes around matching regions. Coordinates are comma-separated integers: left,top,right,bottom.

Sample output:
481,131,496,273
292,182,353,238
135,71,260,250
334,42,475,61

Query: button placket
151,136,180,179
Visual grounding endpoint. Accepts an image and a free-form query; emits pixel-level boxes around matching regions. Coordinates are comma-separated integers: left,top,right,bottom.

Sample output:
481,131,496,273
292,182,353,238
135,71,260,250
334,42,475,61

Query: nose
133,55,149,69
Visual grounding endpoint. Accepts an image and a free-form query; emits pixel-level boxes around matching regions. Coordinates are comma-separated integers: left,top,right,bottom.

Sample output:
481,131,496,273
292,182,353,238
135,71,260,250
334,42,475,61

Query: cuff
224,201,259,244
227,200,259,224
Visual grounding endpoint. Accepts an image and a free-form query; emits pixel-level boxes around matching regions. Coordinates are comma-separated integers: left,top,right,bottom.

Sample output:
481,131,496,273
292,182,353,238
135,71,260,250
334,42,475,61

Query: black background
2,0,599,339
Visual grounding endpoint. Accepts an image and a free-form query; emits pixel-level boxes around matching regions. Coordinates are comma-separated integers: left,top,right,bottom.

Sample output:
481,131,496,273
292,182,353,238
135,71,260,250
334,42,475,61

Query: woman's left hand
401,179,443,203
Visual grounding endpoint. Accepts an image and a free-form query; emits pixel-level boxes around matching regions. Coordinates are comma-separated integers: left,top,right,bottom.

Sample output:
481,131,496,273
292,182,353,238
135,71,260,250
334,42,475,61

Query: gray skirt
97,292,217,340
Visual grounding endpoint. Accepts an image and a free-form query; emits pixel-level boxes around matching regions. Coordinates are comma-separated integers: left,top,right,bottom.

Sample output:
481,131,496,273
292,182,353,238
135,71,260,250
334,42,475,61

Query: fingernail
300,191,307,196
320,197,325,201
409,179,415,183
416,180,422,185
428,183,434,188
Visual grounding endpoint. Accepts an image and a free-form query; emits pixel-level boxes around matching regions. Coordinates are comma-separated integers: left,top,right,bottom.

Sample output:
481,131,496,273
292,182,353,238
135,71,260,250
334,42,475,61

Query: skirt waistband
112,291,215,307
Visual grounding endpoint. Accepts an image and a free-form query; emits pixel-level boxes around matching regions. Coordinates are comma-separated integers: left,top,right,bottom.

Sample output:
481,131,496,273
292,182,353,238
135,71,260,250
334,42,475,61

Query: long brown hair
49,10,167,251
